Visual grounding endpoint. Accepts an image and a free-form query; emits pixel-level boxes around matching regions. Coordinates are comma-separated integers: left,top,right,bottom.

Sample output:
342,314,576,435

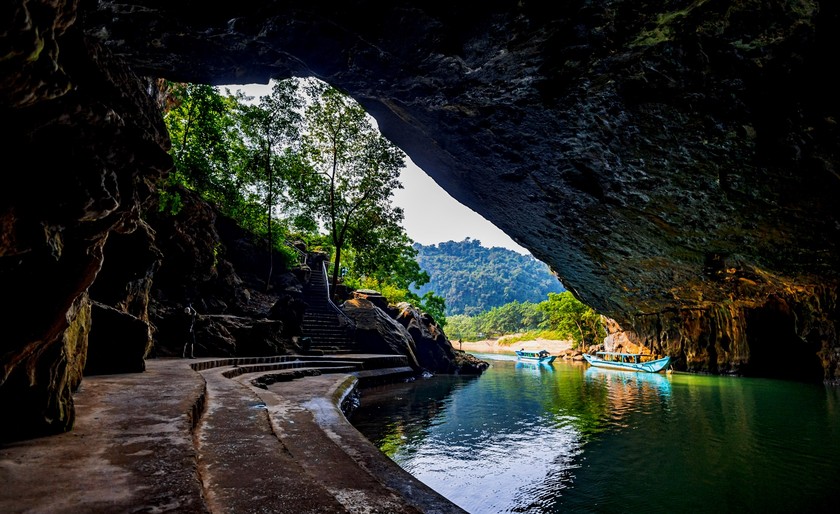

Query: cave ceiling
70,1,840,320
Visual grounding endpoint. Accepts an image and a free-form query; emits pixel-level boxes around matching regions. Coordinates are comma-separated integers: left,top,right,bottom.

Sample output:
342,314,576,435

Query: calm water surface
350,353,840,513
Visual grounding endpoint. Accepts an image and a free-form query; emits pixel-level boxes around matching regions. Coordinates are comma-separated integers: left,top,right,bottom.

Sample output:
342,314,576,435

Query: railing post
321,261,356,338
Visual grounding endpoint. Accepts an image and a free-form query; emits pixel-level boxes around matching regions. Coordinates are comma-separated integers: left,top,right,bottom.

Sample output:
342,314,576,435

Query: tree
236,80,304,289
412,239,565,315
296,81,406,293
161,82,242,213
539,291,605,347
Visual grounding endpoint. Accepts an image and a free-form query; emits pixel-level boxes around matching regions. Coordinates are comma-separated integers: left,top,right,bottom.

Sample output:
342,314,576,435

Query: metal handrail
283,240,307,267
321,261,356,333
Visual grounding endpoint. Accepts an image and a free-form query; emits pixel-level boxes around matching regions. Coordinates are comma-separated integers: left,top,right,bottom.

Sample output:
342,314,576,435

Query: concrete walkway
0,356,467,514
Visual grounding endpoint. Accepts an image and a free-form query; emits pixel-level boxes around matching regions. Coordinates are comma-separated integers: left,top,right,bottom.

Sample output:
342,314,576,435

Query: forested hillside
412,239,565,315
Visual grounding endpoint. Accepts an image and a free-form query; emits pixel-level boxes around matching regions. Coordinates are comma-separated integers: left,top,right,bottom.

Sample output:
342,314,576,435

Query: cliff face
1,1,839,439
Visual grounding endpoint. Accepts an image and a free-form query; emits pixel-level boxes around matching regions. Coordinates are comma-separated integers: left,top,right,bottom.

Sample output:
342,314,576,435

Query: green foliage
292,80,407,292
444,292,604,348
413,238,565,315
417,291,447,328
444,301,544,340
495,330,569,346
234,81,305,288
538,291,605,347
162,82,244,212
159,78,445,311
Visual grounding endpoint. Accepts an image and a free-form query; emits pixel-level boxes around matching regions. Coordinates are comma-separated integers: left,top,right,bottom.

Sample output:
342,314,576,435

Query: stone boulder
341,295,488,375
342,298,421,370
85,302,152,375
352,289,390,311
192,315,288,358
395,302,489,375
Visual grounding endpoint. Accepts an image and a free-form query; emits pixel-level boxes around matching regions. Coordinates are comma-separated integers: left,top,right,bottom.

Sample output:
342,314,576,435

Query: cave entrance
744,296,823,382
224,80,529,256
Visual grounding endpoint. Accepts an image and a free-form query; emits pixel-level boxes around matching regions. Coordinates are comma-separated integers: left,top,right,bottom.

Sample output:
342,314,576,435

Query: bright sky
224,82,530,255
394,159,530,254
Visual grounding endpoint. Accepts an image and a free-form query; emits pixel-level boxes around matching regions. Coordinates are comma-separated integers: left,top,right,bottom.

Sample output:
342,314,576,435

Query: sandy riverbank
455,337,575,356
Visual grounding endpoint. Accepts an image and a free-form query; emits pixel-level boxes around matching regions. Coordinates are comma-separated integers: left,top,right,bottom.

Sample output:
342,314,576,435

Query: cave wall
0,1,172,441
2,0,840,440
76,1,839,370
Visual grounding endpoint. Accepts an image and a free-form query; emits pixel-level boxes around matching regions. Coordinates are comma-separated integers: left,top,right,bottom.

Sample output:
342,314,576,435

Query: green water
349,353,840,513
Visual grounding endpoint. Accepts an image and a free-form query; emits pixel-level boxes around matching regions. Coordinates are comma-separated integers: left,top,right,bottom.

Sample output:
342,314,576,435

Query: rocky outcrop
1,4,171,440
394,302,489,375
342,297,488,375
2,0,840,439
145,187,304,358
73,0,839,382
343,298,421,370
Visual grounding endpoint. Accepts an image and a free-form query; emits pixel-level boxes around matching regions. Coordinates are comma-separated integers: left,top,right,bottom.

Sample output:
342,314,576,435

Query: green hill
412,238,565,316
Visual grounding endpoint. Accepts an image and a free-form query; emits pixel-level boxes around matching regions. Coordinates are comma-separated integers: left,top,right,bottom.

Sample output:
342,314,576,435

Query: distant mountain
412,238,565,316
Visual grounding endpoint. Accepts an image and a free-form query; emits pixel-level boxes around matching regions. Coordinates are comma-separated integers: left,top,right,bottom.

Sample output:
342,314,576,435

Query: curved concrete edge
312,374,469,514
237,370,468,514
0,357,465,514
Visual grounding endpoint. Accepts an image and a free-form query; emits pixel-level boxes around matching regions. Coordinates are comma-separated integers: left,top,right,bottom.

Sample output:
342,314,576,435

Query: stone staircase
301,257,357,354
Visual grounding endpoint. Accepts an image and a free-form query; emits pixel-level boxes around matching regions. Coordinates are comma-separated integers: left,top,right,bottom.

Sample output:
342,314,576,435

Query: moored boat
515,349,556,364
582,351,671,373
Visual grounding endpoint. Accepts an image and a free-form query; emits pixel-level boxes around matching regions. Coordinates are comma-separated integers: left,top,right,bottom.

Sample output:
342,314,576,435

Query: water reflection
584,366,672,395
515,360,555,373
351,355,840,514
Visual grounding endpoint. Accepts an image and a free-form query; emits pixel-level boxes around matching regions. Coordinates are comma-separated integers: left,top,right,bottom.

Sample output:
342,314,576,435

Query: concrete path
0,356,467,514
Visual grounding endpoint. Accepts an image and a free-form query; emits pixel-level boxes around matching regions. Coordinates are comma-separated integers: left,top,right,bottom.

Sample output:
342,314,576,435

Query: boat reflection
515,360,555,373
584,366,673,398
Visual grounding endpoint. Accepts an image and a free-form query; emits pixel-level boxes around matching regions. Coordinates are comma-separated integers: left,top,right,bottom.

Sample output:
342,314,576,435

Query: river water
349,353,840,513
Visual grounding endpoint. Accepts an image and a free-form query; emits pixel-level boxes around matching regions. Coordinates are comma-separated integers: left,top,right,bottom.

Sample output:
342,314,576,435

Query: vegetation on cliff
412,238,565,315
160,78,445,321
446,292,605,348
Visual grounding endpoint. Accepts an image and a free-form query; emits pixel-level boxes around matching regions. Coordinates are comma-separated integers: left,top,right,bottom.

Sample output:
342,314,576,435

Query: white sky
394,159,529,254
224,82,530,255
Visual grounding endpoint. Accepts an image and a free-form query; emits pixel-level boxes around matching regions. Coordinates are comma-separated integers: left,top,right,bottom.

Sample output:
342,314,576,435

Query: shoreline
455,337,576,356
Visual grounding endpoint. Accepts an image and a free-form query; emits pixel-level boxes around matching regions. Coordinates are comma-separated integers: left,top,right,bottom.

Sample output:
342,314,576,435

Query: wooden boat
582,351,671,373
515,349,556,364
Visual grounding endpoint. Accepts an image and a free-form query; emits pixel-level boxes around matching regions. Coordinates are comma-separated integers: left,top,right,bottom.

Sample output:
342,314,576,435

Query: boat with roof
582,351,671,373
515,349,556,364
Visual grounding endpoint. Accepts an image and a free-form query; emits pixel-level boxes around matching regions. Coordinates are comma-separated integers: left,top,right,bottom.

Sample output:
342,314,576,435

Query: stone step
0,357,452,514
303,331,352,337
249,365,362,388
220,359,363,379
194,366,353,513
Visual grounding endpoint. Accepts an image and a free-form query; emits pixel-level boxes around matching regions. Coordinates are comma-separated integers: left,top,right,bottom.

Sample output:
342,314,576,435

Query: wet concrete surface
0,356,467,513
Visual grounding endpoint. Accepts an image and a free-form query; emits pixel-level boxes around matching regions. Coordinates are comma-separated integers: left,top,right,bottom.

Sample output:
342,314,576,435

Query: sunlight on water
350,353,840,514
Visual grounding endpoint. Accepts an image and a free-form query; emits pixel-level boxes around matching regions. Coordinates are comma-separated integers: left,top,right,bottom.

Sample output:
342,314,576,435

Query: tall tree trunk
574,320,585,346
265,152,273,292
331,244,342,300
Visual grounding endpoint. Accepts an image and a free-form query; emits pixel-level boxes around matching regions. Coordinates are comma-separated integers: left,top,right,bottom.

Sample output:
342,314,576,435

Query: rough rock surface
342,297,488,374
76,1,839,381
144,186,303,359
343,298,422,370
2,0,839,439
394,302,490,375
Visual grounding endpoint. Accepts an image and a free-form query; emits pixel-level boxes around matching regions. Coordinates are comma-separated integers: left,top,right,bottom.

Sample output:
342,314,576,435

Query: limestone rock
73,1,840,381
3,0,840,441
396,302,490,375
343,298,421,370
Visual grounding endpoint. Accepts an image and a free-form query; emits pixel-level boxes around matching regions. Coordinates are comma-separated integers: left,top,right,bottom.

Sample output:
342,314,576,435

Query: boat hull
582,354,671,373
515,351,556,364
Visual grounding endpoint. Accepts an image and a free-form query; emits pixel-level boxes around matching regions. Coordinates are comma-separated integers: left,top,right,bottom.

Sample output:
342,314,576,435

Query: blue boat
515,349,556,364
582,351,671,373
